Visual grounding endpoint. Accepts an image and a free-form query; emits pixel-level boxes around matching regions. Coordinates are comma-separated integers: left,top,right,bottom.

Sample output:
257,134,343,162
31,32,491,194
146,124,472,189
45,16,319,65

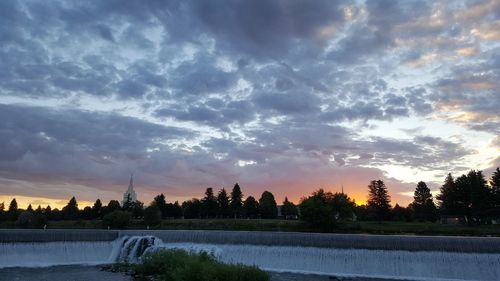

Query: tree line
0,168,499,229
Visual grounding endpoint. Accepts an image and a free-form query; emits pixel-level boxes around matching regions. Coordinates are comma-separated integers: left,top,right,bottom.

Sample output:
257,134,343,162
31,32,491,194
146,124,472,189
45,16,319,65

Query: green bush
134,249,270,281
102,210,131,229
143,205,162,227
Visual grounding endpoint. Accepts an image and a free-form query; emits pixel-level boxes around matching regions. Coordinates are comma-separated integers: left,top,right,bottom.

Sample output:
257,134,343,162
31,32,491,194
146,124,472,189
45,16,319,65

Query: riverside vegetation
110,249,270,281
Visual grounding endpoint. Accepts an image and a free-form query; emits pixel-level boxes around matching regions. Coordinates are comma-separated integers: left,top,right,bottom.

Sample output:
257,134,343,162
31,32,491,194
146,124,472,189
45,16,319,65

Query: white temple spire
123,173,137,205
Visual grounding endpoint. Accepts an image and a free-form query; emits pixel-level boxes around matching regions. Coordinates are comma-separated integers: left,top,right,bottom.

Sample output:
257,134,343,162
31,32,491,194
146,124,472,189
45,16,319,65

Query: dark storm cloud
0,104,193,185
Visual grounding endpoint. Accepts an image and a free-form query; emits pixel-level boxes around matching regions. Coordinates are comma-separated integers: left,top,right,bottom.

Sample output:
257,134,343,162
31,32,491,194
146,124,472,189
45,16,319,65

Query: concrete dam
1,229,500,280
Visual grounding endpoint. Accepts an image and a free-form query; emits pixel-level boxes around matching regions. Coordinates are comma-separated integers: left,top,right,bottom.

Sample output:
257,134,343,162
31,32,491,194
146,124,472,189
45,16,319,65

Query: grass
133,249,270,281
1,219,500,236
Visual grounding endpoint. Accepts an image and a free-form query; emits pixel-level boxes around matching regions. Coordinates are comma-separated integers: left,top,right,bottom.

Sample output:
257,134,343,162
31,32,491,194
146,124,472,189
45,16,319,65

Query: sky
0,0,499,209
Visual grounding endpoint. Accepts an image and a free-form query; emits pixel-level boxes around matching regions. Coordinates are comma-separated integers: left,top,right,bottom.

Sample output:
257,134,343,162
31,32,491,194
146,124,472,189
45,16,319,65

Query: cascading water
110,236,160,263
2,230,500,281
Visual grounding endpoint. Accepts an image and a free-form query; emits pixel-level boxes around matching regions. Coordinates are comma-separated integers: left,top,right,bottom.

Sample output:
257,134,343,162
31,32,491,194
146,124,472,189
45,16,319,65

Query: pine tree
8,198,19,221
490,167,500,210
217,188,230,218
27,204,33,212
410,181,438,222
8,198,18,212
202,188,218,218
92,199,103,219
437,173,457,215
367,180,391,221
230,183,243,218
62,197,79,220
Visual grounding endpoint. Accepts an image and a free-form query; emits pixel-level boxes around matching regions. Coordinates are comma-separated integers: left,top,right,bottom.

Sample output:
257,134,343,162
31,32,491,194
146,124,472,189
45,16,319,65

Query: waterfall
0,241,114,268
157,242,500,281
1,230,500,280
110,236,161,263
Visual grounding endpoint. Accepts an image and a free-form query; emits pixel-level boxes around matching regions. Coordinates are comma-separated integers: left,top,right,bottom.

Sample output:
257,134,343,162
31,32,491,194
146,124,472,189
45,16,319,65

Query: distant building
122,174,137,205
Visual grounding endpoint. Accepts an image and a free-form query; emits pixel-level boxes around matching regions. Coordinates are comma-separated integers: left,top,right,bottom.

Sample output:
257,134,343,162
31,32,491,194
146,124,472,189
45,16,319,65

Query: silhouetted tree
410,181,438,222
103,210,130,229
44,205,52,220
300,189,356,230
122,193,133,211
217,188,230,218
153,194,167,218
105,200,121,215
81,206,93,220
26,204,33,212
202,188,218,218
182,199,202,219
91,199,103,219
259,191,278,219
281,197,298,218
143,205,162,227
367,180,391,221
243,196,259,219
438,171,492,224
131,200,144,218
165,201,182,219
300,189,335,230
391,204,413,222
0,202,5,222
490,167,500,217
8,198,19,221
62,197,79,220
437,173,458,215
466,170,491,223
230,183,243,218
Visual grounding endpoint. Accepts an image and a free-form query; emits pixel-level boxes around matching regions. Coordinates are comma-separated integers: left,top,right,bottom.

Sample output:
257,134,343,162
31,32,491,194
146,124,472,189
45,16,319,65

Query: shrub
103,210,131,229
134,249,270,281
143,205,162,227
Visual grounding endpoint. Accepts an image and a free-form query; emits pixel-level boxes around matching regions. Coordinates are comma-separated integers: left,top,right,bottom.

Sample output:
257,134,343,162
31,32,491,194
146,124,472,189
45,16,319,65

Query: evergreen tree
35,205,43,215
8,198,18,212
490,167,500,214
26,204,33,212
217,188,230,218
202,188,218,218
437,173,458,215
410,181,438,222
153,194,167,218
91,199,103,219
281,197,298,218
468,170,491,223
0,202,5,222
259,191,278,219
230,183,243,218
367,180,391,221
8,198,19,221
44,205,52,220
62,197,79,220
243,196,259,219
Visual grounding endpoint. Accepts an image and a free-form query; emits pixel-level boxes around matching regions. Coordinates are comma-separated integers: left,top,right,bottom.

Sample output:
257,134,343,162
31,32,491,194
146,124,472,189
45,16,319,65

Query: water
1,231,500,280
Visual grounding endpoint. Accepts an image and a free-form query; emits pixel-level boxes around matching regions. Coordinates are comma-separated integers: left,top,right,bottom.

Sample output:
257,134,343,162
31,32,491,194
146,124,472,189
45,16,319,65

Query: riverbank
2,219,500,237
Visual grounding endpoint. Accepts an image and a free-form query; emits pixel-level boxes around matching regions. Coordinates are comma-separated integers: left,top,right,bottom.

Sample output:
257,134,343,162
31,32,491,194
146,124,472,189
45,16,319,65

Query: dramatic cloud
0,0,498,207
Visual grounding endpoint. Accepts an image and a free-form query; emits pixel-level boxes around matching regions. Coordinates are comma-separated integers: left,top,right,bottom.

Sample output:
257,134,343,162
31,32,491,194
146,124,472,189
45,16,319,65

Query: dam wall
1,229,500,253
